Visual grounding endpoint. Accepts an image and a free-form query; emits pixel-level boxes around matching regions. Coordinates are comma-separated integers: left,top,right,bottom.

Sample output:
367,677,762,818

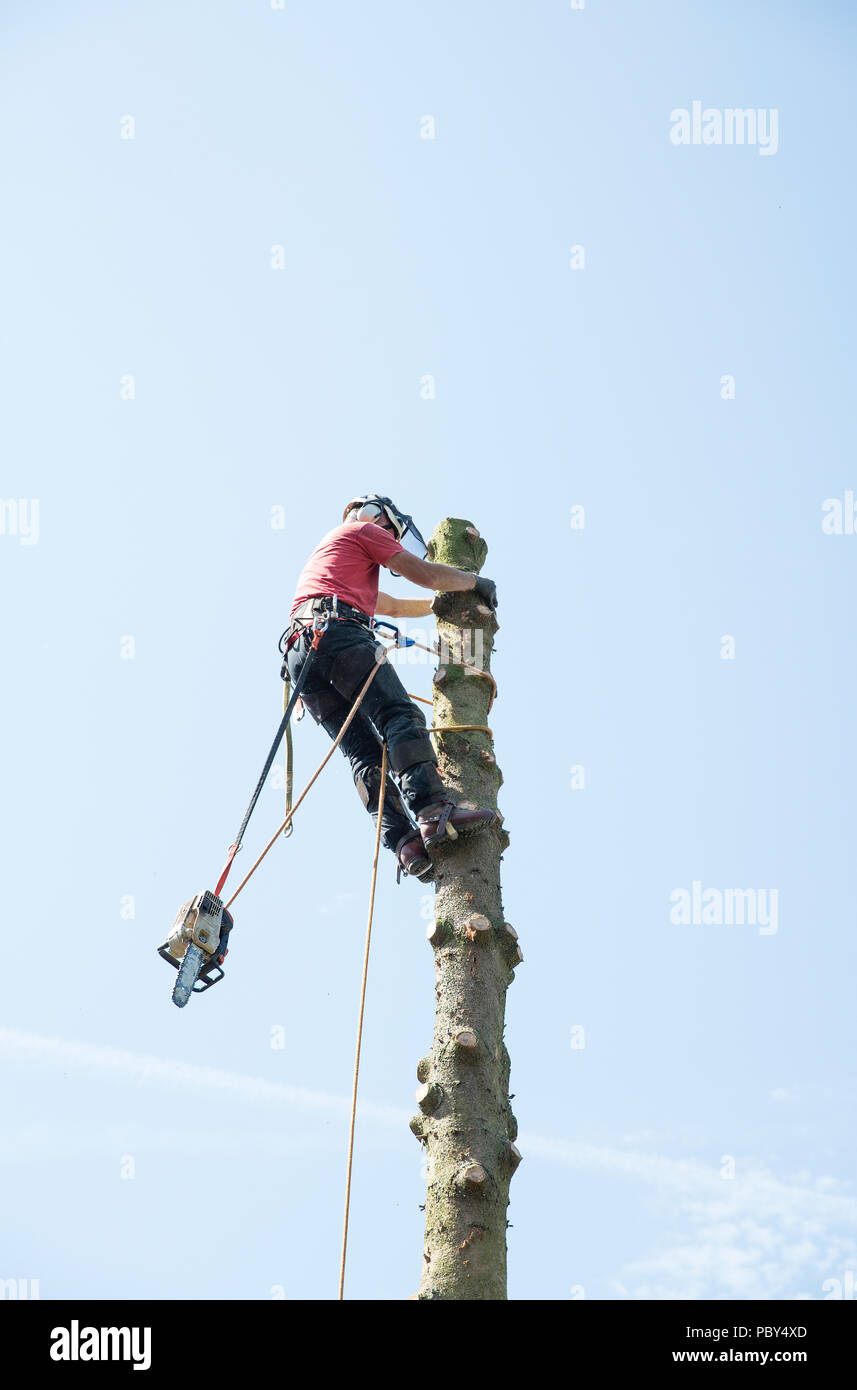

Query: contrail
0,1026,407,1126
3,1027,855,1230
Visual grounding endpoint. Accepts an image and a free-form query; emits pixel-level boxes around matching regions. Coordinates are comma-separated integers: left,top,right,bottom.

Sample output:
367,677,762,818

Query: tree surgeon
283,495,498,882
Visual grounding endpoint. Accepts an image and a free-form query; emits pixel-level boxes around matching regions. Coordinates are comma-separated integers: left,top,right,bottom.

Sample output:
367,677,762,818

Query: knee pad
300,686,346,725
387,734,437,773
328,640,385,700
355,765,381,810
355,765,408,818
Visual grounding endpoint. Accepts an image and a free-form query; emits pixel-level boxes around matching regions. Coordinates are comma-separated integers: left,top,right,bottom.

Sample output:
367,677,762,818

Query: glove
473,576,498,610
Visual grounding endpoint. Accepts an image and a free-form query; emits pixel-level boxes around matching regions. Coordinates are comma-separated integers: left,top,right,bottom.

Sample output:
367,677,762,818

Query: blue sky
2,0,856,1300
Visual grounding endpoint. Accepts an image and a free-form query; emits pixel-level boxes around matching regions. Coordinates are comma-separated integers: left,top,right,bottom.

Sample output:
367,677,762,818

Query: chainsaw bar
172,944,206,1008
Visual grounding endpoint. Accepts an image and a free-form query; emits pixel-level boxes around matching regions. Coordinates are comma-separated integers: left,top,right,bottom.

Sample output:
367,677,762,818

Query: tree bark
410,518,520,1301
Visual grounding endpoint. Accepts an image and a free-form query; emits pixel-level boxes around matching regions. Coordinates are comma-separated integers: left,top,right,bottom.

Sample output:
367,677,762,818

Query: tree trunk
410,518,520,1301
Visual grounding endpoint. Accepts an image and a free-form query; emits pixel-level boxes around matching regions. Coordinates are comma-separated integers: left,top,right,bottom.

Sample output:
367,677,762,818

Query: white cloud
520,1135,857,1299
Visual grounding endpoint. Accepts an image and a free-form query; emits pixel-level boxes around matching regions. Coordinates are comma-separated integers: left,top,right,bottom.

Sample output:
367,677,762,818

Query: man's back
291,521,405,617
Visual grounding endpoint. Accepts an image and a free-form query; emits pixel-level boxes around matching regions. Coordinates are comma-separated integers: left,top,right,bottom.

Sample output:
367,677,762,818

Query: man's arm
376,590,434,618
387,551,478,594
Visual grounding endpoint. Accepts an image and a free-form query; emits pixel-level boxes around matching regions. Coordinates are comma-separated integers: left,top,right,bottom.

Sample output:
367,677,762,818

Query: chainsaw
157,890,234,1008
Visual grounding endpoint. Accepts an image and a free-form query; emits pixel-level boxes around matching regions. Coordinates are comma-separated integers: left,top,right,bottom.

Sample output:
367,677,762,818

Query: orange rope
338,741,387,1300
224,657,385,910
407,695,493,739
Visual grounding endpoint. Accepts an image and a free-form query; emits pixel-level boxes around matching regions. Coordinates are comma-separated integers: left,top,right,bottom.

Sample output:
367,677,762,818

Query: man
284,495,498,881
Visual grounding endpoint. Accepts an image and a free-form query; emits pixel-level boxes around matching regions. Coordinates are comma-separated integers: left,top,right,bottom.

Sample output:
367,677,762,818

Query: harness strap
432,801,456,839
215,621,323,896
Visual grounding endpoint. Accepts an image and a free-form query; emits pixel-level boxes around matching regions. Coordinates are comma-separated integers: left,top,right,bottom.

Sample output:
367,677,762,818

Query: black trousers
286,619,447,851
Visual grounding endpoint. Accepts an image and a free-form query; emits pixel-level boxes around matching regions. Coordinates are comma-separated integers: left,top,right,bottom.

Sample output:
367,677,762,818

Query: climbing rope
281,677,294,838
224,657,385,910
338,741,387,1300
223,647,493,910
405,638,497,709
430,725,492,737
406,692,493,741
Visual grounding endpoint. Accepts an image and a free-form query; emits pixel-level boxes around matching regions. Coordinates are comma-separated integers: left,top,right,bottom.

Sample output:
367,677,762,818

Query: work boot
417,800,496,853
395,832,434,883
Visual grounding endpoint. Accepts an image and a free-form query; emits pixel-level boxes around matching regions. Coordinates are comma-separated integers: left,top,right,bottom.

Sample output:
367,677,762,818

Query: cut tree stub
465,913,491,935
416,1082,443,1114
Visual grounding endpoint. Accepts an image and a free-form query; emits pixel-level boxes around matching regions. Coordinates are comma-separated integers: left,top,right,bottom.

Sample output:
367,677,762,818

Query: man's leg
318,623,496,851
286,627,432,876
303,691,417,849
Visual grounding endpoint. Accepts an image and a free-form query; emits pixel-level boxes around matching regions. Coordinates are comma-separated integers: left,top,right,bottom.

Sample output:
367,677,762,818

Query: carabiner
371,619,415,648
311,613,329,650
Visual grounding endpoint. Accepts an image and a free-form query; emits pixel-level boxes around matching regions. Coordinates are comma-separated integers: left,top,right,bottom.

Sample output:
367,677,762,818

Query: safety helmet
341,494,428,572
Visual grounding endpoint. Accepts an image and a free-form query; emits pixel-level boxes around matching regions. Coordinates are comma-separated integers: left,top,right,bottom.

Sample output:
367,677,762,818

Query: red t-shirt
291,522,406,618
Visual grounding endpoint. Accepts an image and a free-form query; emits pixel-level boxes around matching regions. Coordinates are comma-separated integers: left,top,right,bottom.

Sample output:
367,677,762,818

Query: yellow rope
429,725,492,737
224,657,385,910
406,639,497,710
338,741,387,1300
407,694,492,739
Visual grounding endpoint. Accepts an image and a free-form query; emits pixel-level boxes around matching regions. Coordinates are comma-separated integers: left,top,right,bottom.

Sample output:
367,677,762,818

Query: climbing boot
417,801,496,853
395,832,435,883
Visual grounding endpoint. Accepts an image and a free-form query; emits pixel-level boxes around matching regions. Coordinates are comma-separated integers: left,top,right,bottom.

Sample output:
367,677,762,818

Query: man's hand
473,576,498,610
